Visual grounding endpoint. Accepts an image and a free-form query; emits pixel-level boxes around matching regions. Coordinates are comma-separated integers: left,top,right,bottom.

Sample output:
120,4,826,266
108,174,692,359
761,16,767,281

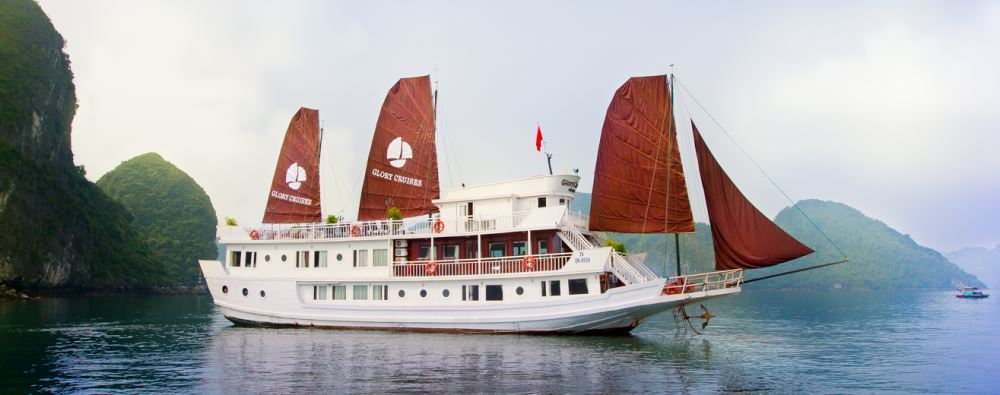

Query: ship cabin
217,174,657,301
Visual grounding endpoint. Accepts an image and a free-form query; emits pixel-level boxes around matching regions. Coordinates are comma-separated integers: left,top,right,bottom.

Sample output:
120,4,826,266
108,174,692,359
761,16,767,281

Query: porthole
420,289,427,298
442,289,450,298
336,253,343,261
242,288,249,297
222,285,228,294
260,290,266,298
516,286,524,295
264,255,271,262
281,254,287,262
398,289,406,298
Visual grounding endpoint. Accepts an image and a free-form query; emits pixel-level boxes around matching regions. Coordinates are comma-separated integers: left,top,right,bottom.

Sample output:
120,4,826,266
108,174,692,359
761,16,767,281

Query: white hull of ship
206,275,741,334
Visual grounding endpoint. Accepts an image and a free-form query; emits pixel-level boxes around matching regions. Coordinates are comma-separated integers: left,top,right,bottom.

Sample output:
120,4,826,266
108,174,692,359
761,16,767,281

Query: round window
222,285,228,294
264,255,271,262
420,289,428,298
398,289,406,298
336,253,343,261
281,254,287,262
242,288,249,297
260,290,266,298
442,289,450,298
516,286,524,295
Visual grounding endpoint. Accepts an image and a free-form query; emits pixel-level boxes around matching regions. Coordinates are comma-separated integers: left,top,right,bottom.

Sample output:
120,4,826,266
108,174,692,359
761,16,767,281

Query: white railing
662,269,744,295
244,211,534,241
557,211,659,285
392,252,573,277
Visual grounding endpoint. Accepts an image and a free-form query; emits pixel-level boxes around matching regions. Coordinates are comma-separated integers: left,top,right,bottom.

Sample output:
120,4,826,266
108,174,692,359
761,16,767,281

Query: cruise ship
200,74,816,334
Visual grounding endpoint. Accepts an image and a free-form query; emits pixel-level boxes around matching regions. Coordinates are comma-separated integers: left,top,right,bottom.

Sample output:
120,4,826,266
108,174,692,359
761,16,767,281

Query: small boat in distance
955,287,989,299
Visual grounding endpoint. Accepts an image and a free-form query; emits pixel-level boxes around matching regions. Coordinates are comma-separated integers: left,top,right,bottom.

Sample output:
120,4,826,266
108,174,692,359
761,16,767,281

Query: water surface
1,291,996,393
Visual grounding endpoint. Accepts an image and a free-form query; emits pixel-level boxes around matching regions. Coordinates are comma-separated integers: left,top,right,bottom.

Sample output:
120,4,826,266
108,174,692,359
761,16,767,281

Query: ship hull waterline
208,280,742,335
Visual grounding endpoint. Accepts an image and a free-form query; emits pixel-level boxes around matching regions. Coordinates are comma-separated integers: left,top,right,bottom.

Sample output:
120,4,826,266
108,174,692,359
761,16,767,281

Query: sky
36,0,1000,252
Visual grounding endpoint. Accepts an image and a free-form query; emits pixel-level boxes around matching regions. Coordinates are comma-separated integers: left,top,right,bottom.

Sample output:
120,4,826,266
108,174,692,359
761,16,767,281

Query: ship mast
669,72,682,276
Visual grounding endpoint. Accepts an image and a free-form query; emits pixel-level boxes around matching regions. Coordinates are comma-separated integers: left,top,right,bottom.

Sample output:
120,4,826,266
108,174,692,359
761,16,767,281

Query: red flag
535,125,543,151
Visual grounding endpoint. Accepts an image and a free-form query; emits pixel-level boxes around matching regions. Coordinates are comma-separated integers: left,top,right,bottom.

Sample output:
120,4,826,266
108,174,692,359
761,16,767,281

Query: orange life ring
433,219,445,234
521,255,536,270
350,225,361,237
425,262,438,275
249,229,260,240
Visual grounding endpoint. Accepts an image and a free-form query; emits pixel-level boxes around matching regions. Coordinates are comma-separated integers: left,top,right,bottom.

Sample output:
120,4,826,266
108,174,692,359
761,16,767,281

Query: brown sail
589,75,695,233
692,122,813,270
357,76,440,220
263,107,322,224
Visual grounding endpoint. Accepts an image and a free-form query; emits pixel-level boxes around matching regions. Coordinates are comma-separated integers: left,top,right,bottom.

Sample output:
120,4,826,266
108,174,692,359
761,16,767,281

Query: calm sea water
0,291,996,394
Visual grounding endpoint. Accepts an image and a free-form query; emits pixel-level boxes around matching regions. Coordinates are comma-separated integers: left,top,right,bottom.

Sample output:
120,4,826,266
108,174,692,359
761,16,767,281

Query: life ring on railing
425,262,438,275
249,229,260,240
350,224,361,238
521,255,536,270
433,219,445,234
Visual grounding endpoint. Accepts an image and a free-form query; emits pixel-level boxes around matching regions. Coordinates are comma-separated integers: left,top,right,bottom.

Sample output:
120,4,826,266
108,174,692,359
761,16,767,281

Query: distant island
571,193,983,290
98,153,218,291
947,246,1000,289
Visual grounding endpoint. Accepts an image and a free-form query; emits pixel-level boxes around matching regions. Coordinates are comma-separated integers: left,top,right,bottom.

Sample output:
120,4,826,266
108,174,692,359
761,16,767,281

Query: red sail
692,122,813,270
262,107,322,224
357,76,440,220
589,75,695,233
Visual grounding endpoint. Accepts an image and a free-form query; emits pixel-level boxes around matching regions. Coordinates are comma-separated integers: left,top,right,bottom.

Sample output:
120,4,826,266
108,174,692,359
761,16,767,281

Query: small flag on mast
535,124,543,152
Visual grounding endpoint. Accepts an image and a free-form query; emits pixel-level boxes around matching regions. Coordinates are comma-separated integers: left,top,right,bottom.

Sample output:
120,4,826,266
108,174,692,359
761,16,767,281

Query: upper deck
221,174,587,244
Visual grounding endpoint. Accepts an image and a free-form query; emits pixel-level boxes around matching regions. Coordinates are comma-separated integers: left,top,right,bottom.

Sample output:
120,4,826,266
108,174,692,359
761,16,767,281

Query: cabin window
537,197,547,208
336,253,343,262
264,255,271,262
489,242,506,257
485,285,503,301
296,251,310,268
462,285,480,301
313,285,328,300
443,289,450,298
569,279,589,295
538,240,549,255
541,281,547,297
441,245,459,260
373,249,389,267
513,241,527,256
466,241,478,259
419,245,431,260
398,289,405,298
420,289,427,298
372,285,388,301
516,286,524,295
550,280,562,296
244,251,252,267
332,285,347,300
314,251,328,268
559,198,566,205
353,285,368,300
230,251,241,267
353,250,368,267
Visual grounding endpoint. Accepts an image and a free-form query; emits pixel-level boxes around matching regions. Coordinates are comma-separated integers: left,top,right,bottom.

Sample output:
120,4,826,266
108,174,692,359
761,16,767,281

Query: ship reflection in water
0,291,996,393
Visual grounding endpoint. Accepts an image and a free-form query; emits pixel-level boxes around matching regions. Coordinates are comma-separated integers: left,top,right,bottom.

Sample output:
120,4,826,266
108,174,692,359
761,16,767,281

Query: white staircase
558,212,660,285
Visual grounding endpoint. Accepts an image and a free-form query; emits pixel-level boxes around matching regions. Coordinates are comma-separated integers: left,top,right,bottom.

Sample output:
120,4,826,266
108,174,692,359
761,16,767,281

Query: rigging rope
674,77,848,260
743,259,850,284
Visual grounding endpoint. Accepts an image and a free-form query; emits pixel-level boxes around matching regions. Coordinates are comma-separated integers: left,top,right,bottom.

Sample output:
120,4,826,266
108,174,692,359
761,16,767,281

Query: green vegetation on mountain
0,0,162,290
97,153,217,286
572,194,982,289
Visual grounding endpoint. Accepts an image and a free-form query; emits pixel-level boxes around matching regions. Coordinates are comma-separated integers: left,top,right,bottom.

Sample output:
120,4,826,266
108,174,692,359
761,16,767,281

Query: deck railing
662,269,744,295
392,252,573,277
240,211,591,242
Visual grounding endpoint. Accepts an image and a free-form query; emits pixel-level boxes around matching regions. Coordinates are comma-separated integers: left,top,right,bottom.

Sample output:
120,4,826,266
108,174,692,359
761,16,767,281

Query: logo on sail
285,162,307,190
387,137,413,168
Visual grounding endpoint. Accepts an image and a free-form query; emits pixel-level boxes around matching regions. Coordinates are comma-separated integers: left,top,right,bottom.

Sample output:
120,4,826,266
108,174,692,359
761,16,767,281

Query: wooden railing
392,252,573,277
662,269,744,295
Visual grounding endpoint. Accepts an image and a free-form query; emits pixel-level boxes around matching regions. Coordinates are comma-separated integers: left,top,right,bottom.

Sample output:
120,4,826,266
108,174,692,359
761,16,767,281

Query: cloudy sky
37,0,999,252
